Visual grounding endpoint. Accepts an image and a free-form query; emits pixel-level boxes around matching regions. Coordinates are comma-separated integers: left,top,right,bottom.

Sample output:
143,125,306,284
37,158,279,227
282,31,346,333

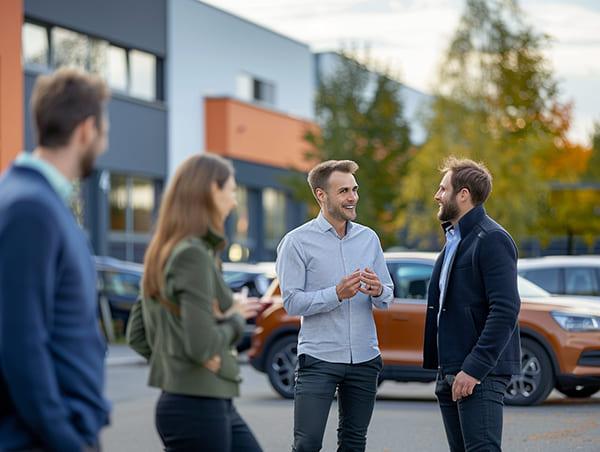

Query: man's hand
359,268,383,297
336,269,362,301
452,370,480,401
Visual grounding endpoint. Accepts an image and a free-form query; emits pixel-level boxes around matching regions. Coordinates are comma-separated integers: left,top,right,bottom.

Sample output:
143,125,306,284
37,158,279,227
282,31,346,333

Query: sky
201,0,600,146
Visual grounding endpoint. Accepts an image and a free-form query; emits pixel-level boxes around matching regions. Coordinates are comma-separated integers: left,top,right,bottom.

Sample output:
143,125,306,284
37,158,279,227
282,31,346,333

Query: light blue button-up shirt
438,223,461,323
14,152,73,203
276,211,393,364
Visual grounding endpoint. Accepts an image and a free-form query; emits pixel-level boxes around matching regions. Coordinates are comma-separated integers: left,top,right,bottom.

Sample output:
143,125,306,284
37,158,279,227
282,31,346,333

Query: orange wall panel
205,98,318,172
0,0,23,172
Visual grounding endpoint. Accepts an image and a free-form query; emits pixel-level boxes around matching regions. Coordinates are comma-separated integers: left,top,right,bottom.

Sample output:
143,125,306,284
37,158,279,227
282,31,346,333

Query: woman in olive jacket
127,153,263,452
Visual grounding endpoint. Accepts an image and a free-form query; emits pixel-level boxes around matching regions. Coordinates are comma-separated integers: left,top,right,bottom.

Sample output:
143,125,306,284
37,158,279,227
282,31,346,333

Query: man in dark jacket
423,157,521,452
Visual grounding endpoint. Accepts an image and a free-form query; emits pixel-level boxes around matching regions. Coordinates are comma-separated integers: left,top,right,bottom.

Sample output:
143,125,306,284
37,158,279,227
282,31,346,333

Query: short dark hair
440,156,492,205
30,68,110,148
307,160,359,197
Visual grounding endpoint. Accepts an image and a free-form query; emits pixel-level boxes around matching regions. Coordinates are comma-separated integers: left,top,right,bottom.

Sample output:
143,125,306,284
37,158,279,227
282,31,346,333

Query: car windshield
517,275,551,298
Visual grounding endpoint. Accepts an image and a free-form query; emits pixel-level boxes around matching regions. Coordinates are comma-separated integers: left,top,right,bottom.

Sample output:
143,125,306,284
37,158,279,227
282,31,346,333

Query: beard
437,196,460,222
79,139,101,179
325,196,357,222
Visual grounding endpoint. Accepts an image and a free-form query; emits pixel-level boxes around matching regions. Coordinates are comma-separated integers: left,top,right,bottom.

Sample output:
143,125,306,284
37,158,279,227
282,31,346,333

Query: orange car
248,252,600,406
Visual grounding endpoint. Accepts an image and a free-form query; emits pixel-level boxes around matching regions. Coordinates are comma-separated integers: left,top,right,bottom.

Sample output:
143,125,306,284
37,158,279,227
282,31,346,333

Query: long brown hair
143,153,234,302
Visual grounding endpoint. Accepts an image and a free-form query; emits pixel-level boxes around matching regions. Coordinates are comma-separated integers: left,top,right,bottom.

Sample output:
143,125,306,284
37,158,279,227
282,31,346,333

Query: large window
22,20,163,102
263,188,286,251
228,186,251,262
108,174,157,262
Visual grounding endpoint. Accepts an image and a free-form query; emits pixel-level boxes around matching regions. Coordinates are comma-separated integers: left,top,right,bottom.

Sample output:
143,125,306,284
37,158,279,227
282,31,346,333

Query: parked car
518,255,600,298
95,256,143,338
222,261,276,351
95,257,276,346
249,252,600,406
222,261,276,298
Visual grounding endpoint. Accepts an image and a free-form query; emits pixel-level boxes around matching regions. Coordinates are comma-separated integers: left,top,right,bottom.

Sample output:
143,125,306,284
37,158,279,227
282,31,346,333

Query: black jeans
155,391,262,452
435,373,511,452
292,354,383,452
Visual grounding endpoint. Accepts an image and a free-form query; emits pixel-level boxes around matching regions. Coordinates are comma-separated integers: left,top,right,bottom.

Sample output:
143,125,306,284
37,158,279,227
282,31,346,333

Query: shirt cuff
325,286,341,304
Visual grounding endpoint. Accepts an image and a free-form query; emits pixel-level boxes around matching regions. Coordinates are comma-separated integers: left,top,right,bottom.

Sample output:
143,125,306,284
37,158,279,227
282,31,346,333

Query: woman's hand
212,293,262,321
226,295,262,320
203,354,222,373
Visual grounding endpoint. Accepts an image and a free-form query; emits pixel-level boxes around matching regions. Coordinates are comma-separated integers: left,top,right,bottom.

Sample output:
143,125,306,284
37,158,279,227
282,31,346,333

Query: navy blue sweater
423,205,521,380
0,165,110,452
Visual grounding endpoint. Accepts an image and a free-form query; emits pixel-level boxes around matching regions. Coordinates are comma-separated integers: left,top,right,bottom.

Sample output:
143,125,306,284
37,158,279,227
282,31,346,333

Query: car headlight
551,311,600,332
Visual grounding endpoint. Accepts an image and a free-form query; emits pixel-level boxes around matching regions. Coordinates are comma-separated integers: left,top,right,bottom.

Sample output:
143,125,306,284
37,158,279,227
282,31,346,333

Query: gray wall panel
98,97,166,177
24,0,166,55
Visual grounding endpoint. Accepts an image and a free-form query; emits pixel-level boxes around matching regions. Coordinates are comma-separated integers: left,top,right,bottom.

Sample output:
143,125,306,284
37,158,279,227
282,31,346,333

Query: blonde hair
143,153,234,302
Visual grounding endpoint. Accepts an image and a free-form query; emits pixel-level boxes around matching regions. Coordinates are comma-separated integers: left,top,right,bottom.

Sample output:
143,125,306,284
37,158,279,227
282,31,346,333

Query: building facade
167,0,316,262
22,0,168,262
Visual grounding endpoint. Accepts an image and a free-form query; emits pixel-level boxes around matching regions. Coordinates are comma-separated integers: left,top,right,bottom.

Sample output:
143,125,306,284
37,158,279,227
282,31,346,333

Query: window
108,174,156,262
132,177,155,233
22,22,48,67
228,186,251,262
254,78,275,104
565,268,599,296
52,27,88,70
129,50,156,101
236,73,276,106
391,263,432,300
109,174,127,231
102,270,141,298
263,188,287,251
106,45,128,92
522,268,561,294
22,21,162,102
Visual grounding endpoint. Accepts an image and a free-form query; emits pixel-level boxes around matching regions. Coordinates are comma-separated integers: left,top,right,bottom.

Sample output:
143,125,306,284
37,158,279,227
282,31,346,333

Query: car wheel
505,337,555,406
556,384,600,399
265,335,298,399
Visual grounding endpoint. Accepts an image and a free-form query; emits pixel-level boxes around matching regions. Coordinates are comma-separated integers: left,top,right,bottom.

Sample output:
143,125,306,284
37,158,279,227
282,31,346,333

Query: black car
94,256,144,340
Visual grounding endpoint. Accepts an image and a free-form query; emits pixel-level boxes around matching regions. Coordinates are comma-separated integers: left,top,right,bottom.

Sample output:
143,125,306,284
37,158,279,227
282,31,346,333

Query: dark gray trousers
292,354,382,452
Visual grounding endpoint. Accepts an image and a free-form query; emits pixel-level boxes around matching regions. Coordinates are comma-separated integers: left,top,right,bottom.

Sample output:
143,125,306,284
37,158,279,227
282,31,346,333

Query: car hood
522,294,600,316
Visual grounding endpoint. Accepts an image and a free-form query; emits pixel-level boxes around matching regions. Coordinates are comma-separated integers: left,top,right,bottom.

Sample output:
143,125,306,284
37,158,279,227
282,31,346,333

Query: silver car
518,255,600,298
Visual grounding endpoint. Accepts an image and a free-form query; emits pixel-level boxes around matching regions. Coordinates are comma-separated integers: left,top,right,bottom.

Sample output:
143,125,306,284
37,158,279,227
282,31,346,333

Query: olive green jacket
126,233,245,398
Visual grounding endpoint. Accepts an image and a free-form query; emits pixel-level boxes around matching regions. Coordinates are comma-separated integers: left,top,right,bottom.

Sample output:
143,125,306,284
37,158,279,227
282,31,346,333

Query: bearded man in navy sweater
0,68,111,452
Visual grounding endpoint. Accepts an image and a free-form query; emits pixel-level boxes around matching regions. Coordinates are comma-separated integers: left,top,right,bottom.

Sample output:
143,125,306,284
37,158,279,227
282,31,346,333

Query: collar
14,152,73,203
202,227,226,250
440,204,486,238
315,211,354,236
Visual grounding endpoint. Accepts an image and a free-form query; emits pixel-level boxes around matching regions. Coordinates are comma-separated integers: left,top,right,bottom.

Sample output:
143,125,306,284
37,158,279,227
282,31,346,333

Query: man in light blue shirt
276,160,393,452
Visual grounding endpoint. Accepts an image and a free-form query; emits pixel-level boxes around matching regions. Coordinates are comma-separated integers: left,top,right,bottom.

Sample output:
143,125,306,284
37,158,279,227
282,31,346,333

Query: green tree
400,0,569,248
583,122,600,181
288,52,414,249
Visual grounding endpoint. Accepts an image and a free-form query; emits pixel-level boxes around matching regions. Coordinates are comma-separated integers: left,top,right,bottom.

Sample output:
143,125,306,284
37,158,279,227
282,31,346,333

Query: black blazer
423,205,521,380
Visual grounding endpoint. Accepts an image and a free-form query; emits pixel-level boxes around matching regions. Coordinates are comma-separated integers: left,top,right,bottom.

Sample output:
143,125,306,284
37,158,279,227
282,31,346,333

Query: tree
288,51,414,249
400,0,571,248
537,122,600,253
